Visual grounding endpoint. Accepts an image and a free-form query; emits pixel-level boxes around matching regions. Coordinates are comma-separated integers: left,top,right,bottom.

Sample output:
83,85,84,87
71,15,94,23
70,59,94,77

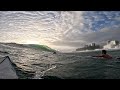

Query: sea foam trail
33,65,56,79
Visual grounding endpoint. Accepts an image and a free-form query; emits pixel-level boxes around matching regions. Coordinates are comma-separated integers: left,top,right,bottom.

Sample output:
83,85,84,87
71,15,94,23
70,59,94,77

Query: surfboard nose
0,56,18,79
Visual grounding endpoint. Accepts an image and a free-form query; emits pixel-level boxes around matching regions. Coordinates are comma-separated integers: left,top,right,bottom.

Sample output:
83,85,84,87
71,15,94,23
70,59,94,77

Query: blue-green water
1,43,120,79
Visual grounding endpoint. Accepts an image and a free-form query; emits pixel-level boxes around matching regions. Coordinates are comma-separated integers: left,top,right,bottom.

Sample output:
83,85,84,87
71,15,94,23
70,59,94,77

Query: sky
0,11,120,52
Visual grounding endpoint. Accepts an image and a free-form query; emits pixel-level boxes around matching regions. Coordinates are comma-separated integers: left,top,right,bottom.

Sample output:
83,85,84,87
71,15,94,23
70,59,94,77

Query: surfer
53,51,56,54
92,50,112,59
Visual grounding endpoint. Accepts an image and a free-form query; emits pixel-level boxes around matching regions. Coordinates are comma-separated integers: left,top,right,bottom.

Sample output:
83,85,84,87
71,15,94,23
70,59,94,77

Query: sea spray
33,64,56,79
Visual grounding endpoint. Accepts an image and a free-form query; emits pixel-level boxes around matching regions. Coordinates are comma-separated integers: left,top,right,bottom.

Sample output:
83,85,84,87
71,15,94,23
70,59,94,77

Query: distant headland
76,40,120,51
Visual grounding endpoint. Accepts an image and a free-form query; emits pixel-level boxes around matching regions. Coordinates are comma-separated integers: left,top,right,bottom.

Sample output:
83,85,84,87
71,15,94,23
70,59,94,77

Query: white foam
33,65,56,79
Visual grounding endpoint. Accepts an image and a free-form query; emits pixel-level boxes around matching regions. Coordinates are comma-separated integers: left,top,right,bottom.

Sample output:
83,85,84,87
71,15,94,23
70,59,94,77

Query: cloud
0,11,85,44
0,11,120,52
50,11,120,51
51,25,120,50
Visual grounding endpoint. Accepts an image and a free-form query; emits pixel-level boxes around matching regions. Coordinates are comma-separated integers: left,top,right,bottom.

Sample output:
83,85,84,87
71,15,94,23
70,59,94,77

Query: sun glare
24,40,40,44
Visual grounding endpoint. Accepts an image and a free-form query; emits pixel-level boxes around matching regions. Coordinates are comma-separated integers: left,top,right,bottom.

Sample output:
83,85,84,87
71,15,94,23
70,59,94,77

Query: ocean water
1,44,120,79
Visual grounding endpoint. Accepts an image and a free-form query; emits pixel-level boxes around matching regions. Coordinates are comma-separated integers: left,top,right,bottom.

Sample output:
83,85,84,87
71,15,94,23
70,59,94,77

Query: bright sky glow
0,11,120,52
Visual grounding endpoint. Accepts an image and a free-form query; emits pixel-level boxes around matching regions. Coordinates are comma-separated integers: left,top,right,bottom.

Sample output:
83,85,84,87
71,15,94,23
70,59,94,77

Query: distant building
76,43,102,51
85,45,88,48
76,40,120,51
90,43,95,46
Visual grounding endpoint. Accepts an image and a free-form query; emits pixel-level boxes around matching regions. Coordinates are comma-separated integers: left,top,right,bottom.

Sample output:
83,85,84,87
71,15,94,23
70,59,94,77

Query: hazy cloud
0,11,120,51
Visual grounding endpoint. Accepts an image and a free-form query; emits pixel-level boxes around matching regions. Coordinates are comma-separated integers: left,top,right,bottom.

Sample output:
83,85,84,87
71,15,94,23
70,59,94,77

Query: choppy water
1,43,120,79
